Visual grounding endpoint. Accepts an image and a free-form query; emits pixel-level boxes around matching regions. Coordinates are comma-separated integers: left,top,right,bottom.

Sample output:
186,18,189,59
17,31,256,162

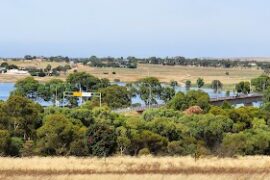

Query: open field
78,64,263,85
0,60,263,85
3,59,68,69
0,156,270,179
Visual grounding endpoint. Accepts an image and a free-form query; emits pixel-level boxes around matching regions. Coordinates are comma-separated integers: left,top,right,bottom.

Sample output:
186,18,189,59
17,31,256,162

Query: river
0,82,261,107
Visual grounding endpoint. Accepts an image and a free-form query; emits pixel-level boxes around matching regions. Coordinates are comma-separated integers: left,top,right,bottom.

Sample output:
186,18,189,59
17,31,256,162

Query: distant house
248,63,257,67
6,69,29,75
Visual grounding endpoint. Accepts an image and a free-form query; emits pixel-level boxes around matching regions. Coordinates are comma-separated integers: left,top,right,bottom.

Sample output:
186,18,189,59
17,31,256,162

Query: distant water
0,82,261,107
0,83,14,101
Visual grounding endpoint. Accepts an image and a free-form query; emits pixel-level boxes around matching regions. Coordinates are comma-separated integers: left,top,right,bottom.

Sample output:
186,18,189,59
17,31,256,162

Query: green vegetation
196,78,205,88
0,91,270,157
251,75,270,92
136,77,162,105
211,80,223,92
185,80,192,89
87,56,138,69
235,81,251,94
1,72,270,157
0,62,18,70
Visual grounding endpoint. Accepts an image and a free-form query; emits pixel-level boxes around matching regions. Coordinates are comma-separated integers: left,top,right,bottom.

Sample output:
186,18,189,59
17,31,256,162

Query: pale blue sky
0,0,269,58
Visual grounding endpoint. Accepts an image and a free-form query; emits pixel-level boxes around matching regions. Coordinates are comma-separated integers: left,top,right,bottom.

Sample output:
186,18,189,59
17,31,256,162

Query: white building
6,69,29,75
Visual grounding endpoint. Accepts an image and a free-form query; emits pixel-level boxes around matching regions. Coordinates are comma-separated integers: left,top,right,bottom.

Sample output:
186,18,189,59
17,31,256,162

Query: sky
0,0,270,58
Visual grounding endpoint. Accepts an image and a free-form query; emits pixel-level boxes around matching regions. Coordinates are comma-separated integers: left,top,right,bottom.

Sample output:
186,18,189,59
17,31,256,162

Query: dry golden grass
77,63,263,85
0,156,270,179
0,60,263,85
4,60,68,69
0,74,67,83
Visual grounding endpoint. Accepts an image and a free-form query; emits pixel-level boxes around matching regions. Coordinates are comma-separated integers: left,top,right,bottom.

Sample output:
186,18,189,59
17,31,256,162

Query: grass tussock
0,156,270,179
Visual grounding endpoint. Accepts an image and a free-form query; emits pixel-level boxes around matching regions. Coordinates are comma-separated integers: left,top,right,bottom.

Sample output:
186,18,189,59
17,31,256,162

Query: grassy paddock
0,60,263,85
0,156,270,179
77,64,263,85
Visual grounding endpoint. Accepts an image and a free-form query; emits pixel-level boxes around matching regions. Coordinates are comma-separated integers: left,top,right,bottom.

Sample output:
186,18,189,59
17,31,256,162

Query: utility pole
50,84,59,107
62,92,65,107
145,83,152,109
56,85,58,106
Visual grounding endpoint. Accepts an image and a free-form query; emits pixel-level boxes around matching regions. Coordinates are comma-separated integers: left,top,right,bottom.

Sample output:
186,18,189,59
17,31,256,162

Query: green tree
70,108,94,127
4,95,42,141
185,80,192,90
66,72,100,91
14,77,40,99
211,80,223,92
251,75,270,92
220,129,270,156
137,130,168,155
116,126,131,155
87,123,117,156
167,92,187,110
98,85,131,109
37,79,66,105
160,87,175,103
69,126,88,156
146,118,181,141
21,140,35,156
263,87,270,103
97,78,110,89
228,107,253,132
196,78,204,88
170,80,178,90
167,90,210,112
235,81,251,94
0,102,9,129
0,130,10,155
167,138,197,156
195,114,233,150
186,90,210,111
136,77,162,105
7,137,23,156
209,106,227,116
37,114,77,155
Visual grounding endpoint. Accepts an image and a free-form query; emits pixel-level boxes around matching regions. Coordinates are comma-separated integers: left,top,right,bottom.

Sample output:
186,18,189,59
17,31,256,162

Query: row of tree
14,72,229,109
19,55,270,70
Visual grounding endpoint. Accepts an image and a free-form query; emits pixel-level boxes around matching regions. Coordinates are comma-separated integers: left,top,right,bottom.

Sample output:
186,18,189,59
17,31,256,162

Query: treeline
84,56,138,69
13,70,267,111
4,55,270,70
27,64,72,77
35,55,270,70
140,56,262,68
1,84,270,157
13,73,129,108
24,55,70,63
13,73,181,108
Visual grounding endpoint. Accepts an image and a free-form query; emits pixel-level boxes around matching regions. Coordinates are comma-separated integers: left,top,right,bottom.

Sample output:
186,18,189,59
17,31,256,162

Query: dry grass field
4,59,68,69
77,64,263,85
0,60,263,85
0,156,270,180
